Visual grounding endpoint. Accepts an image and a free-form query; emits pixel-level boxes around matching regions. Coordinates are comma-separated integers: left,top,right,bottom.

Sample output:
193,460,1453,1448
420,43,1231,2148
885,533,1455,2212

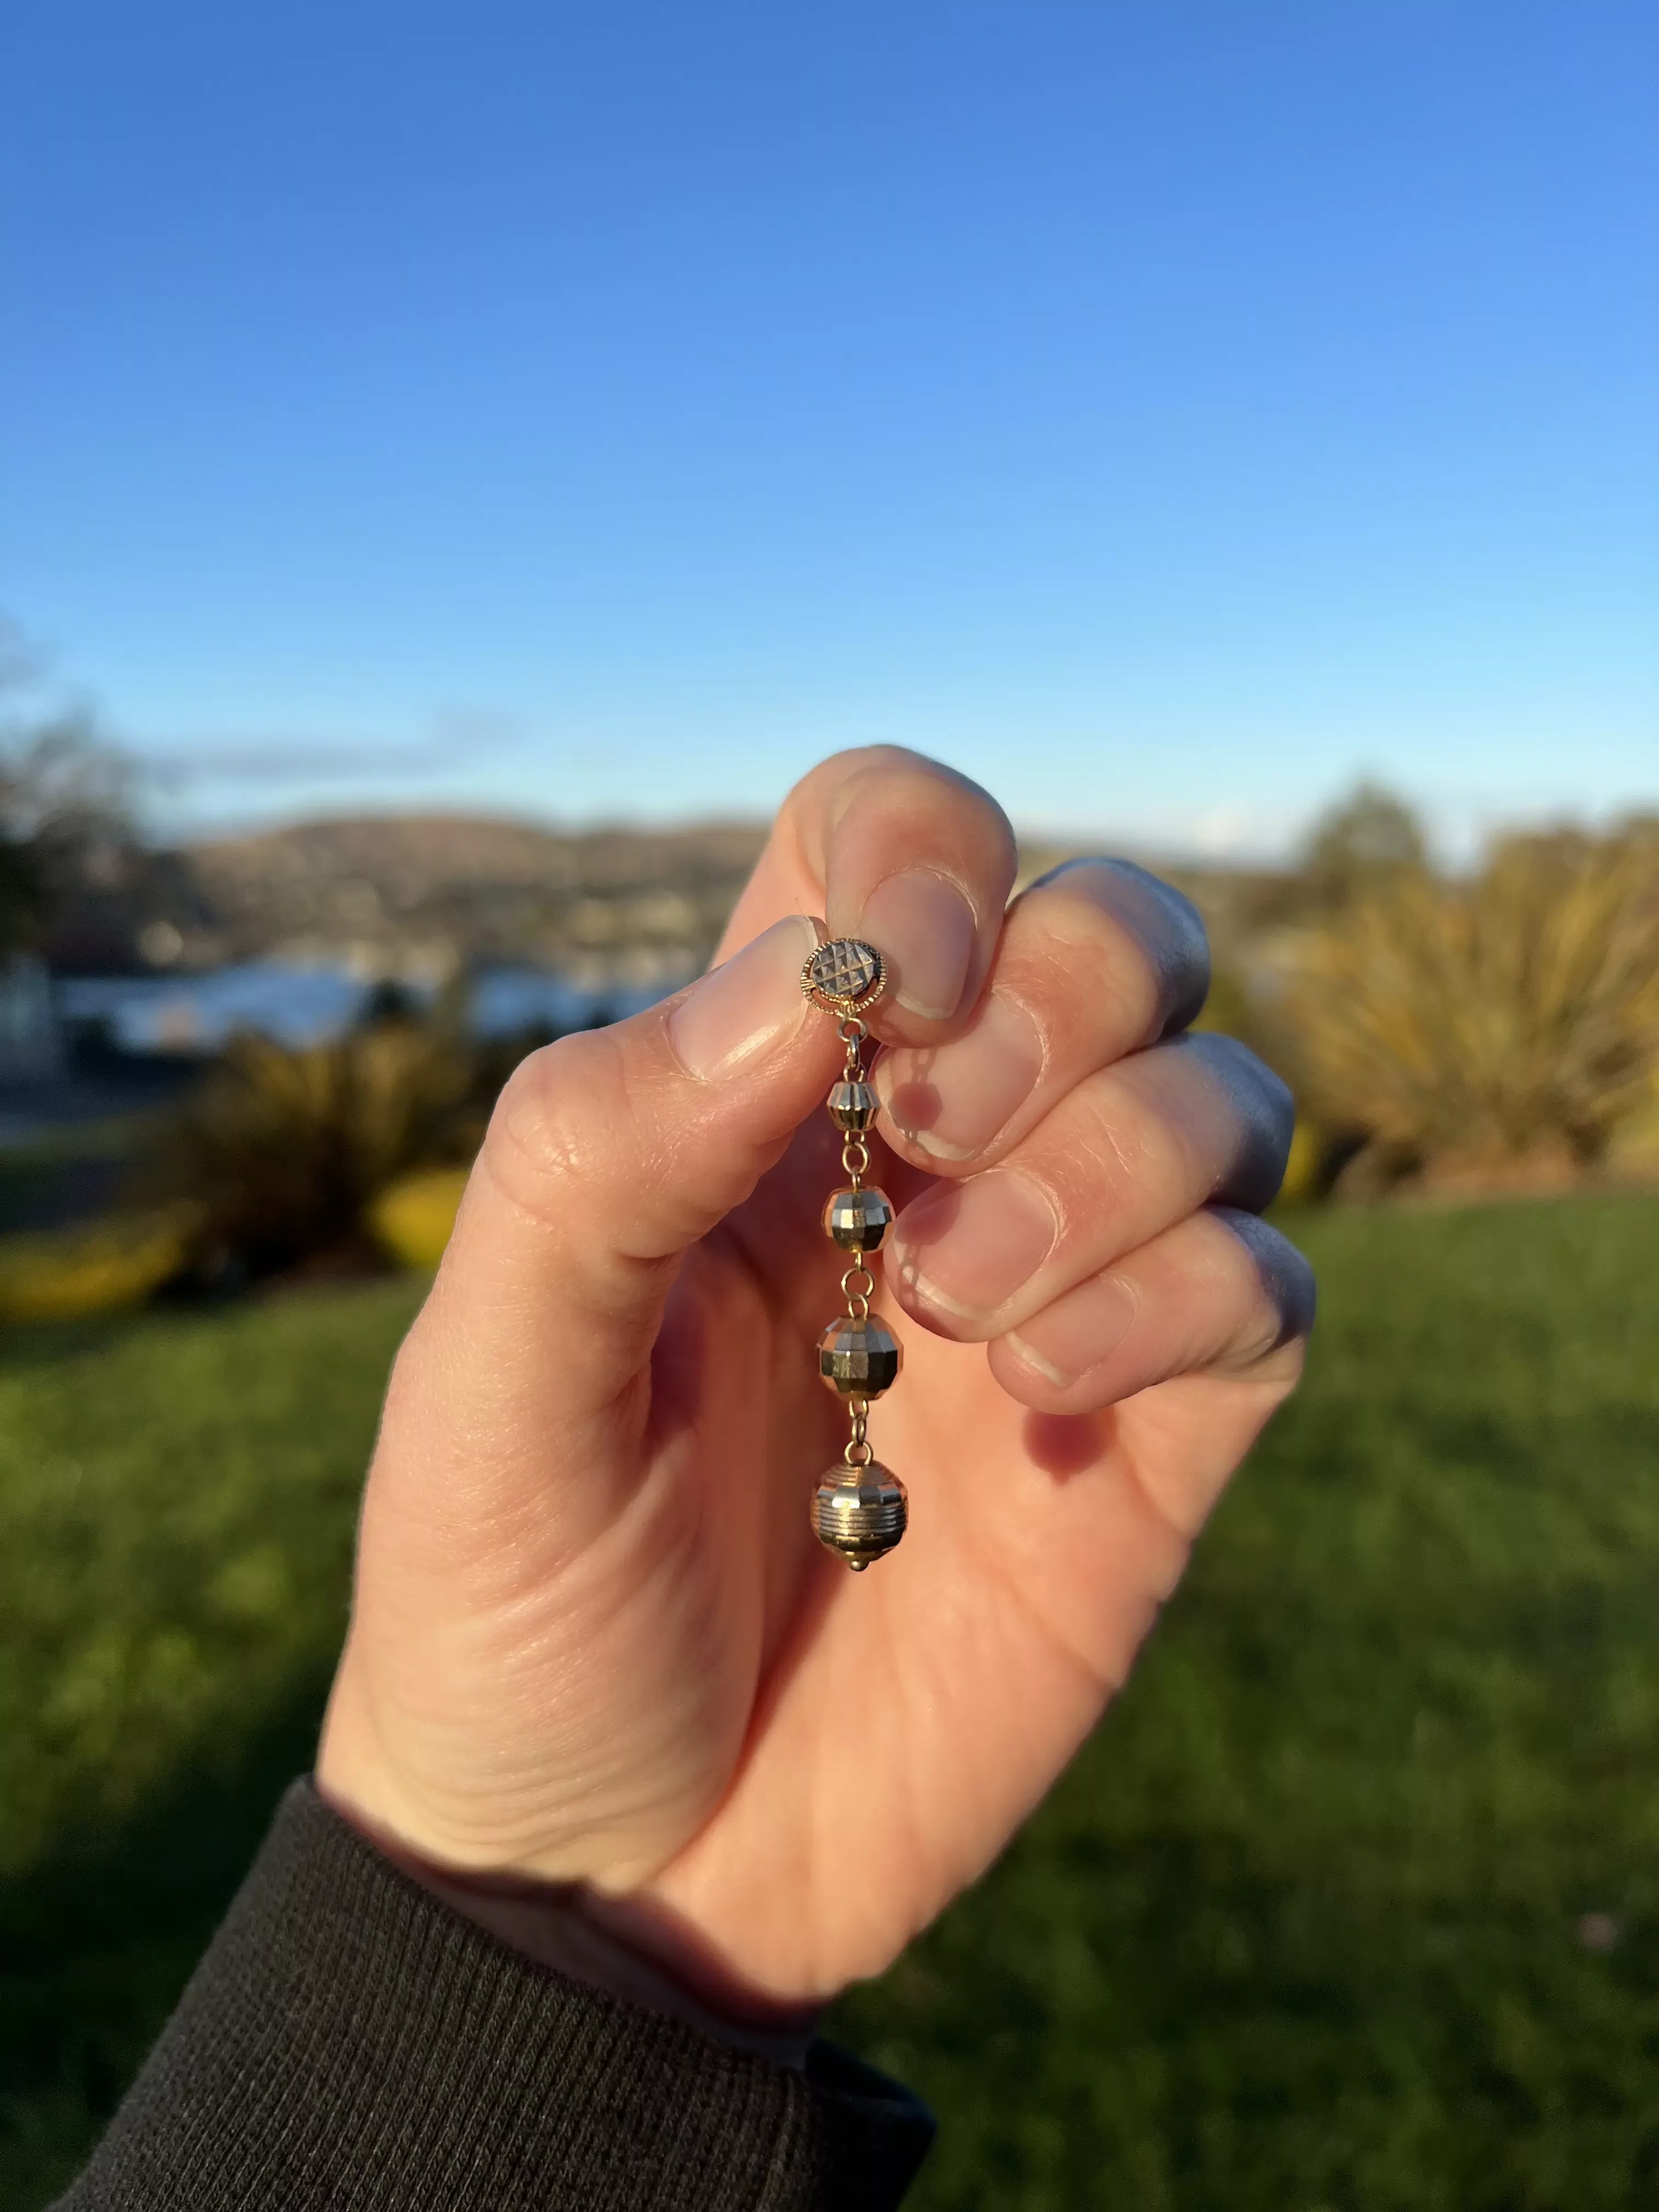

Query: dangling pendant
802,938,909,1572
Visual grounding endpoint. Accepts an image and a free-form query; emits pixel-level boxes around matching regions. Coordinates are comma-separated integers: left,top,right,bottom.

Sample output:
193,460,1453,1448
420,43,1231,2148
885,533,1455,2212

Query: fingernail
878,993,1043,1160
855,871,977,1020
895,1171,1058,1326
667,915,818,1080
1006,1275,1139,1389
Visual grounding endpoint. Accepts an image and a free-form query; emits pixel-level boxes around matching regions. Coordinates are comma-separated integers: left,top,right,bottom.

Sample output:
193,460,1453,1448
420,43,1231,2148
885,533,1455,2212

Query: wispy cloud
137,706,529,787
142,738,452,785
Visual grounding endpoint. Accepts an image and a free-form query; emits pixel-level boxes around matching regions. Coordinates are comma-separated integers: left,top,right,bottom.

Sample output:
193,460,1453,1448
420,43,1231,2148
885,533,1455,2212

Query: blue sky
3,0,1655,856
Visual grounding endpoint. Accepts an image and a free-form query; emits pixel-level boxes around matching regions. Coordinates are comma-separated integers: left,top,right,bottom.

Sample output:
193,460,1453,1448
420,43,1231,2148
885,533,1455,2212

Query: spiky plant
146,1023,476,1276
1282,835,1659,1189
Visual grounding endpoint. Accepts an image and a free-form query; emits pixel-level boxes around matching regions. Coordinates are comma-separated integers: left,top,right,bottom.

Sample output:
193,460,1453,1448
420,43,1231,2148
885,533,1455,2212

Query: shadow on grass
0,1676,332,2211
0,1313,153,1381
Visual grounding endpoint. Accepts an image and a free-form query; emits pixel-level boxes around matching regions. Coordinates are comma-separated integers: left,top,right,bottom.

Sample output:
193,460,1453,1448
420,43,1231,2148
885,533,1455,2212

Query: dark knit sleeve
53,1782,933,2212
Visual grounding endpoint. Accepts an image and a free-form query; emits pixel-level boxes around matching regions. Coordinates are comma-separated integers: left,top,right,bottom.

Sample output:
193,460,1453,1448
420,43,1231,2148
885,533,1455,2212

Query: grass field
3,1196,1658,2210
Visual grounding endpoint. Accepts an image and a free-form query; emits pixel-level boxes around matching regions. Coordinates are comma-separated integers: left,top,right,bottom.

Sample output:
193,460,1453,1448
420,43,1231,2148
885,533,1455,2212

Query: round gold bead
823,1184,894,1253
811,1460,907,1569
827,1079,879,1131
817,1313,902,1397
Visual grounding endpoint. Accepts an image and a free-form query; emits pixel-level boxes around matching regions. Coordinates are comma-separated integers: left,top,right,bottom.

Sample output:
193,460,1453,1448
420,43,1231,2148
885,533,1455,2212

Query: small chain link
844,1394,873,1468
827,1020,881,1475
840,1022,868,1188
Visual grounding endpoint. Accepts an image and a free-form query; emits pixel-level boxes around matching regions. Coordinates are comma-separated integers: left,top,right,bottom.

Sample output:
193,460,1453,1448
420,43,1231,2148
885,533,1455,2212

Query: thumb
377,913,842,1524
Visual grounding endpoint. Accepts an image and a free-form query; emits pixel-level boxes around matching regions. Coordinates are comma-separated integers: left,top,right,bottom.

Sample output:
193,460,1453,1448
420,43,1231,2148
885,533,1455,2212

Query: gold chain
799,939,909,1570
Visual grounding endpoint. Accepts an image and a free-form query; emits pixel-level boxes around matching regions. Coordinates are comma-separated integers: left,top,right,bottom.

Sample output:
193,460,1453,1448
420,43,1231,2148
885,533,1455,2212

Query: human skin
318,747,1311,2024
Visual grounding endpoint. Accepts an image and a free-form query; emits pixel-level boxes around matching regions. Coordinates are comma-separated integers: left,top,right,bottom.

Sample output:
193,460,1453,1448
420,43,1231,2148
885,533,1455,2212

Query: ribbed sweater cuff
57,1780,933,2211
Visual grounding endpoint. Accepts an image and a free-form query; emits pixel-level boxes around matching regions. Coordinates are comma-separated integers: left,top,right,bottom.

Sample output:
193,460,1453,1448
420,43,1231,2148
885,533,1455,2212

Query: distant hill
193,814,769,893
48,806,1294,986
171,814,771,984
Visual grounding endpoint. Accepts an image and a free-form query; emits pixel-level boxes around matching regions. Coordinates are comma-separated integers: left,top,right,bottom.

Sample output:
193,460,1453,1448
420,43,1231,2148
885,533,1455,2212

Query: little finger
989,1206,1316,1413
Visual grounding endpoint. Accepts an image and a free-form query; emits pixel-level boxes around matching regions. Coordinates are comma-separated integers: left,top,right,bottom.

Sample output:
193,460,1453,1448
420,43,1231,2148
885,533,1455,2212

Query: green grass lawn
3,1197,1658,2210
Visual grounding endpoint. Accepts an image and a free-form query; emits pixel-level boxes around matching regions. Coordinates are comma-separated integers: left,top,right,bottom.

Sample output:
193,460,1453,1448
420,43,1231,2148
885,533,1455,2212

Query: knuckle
1024,929,1162,1065
1068,1070,1189,1222
786,744,918,816
827,752,1017,870
840,745,1006,811
1020,858,1210,1036
777,748,909,873
485,1029,627,1226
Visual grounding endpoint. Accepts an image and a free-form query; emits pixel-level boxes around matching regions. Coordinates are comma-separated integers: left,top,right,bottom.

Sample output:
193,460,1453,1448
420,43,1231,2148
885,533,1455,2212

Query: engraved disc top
802,936,887,1014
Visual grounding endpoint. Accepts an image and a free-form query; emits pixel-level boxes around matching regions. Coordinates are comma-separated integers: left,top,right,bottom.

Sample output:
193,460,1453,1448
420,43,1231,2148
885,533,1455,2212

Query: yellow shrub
370,1165,470,1271
1608,1067,1659,1177
1282,838,1659,1182
1277,1119,1324,1205
0,1210,192,1323
145,1026,475,1273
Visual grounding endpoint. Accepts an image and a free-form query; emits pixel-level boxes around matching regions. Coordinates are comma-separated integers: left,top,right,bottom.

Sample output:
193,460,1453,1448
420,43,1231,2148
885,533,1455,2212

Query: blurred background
2,2,1656,2204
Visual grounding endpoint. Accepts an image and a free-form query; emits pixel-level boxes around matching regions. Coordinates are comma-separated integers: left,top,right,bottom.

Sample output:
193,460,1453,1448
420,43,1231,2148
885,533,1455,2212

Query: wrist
314,1776,825,2068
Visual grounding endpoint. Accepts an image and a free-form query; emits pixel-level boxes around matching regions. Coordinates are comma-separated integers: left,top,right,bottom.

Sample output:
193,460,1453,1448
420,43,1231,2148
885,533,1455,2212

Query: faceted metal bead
802,936,887,1015
827,1079,880,1131
817,1313,903,1397
823,1184,894,1253
811,1460,908,1570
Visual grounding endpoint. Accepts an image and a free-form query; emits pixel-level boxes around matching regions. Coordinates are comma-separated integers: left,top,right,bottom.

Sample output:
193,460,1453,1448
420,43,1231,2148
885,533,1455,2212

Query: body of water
56,962,680,1055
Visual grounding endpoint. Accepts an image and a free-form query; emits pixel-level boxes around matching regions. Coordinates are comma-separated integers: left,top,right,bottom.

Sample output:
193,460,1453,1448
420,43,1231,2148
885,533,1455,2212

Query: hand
318,748,1311,2016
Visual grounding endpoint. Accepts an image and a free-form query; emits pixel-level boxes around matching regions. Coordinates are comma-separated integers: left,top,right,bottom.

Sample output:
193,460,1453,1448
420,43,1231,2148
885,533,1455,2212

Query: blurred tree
1218,781,1432,938
1297,780,1430,911
0,618,136,960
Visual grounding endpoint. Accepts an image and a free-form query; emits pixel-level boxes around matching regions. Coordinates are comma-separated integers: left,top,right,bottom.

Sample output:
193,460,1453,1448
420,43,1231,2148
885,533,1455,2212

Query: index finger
714,746,1019,1046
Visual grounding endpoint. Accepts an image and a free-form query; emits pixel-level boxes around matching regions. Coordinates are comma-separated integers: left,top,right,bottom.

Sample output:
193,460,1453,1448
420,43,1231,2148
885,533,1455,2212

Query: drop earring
801,936,907,1571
